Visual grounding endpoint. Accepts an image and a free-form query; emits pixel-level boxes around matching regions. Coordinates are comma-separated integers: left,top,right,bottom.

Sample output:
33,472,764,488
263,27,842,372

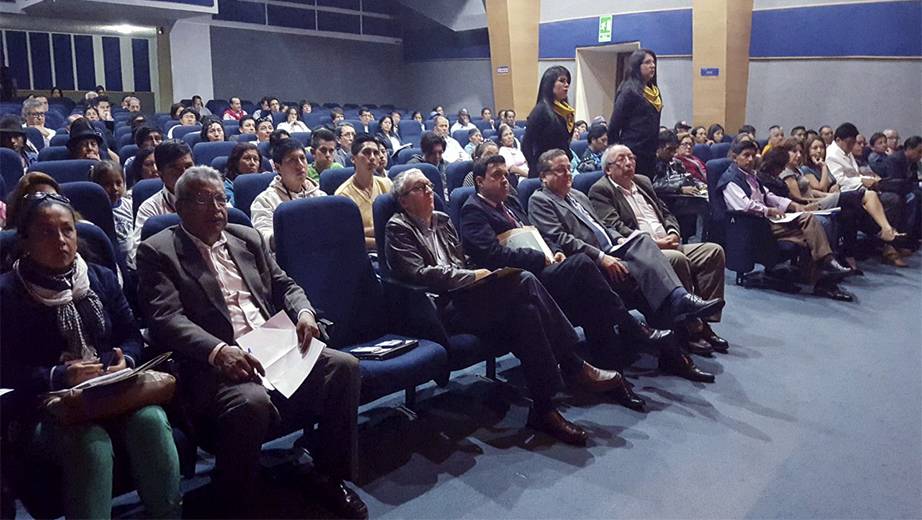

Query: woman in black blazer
608,49,662,177
522,65,576,177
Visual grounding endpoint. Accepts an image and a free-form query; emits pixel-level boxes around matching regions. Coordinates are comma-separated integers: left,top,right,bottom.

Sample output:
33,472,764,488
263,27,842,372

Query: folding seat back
170,125,201,141
0,148,24,198
36,146,70,162
711,142,731,159
24,127,45,151
49,134,69,146
119,145,139,166
27,160,94,184
319,167,355,195
289,132,312,147
232,173,274,218
193,141,238,166
448,187,475,230
569,139,589,159
131,179,164,221
59,181,117,242
182,133,202,148
396,147,421,165
572,171,604,196
446,160,474,196
693,143,713,163
516,178,542,210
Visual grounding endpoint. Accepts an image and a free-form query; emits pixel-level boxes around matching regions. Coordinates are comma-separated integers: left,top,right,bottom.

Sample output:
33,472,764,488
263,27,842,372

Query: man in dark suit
589,144,729,352
136,166,367,519
460,155,674,383
880,135,922,243
528,149,724,382
385,168,643,446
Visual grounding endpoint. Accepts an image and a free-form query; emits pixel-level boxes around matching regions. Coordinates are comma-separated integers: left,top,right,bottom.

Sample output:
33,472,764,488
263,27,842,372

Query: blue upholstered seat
319,167,355,195
27,160,95,184
232,173,275,217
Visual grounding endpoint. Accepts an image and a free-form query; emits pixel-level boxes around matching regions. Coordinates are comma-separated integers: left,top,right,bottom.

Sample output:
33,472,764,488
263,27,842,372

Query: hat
674,120,691,131
66,119,104,150
0,115,26,136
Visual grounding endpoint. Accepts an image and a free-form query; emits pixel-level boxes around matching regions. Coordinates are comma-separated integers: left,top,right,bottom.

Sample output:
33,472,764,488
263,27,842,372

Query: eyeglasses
23,192,70,204
402,182,434,196
546,166,572,176
27,112,46,118
613,154,637,165
187,192,230,206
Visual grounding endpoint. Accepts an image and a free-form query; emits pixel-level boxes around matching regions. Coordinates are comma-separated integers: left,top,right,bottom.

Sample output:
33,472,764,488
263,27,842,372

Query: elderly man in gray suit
588,144,729,353
528,149,723,382
137,166,367,519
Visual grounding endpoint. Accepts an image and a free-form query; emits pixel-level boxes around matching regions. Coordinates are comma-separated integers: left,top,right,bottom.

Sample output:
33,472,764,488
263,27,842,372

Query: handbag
41,370,176,426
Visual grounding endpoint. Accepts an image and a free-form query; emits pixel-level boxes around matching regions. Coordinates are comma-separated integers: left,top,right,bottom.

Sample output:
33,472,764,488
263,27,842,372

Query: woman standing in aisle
522,65,575,177
608,49,662,177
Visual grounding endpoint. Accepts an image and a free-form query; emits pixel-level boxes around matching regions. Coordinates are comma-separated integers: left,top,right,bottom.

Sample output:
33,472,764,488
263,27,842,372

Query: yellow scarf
553,100,576,133
644,84,663,113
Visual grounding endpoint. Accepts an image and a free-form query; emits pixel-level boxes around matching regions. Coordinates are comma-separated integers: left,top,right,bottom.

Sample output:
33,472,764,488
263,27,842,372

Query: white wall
746,59,922,138
540,0,692,22
402,60,495,114
169,17,214,102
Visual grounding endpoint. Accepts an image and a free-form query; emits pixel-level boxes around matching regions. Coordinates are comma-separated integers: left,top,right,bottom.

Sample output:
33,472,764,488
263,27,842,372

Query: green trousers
32,405,182,519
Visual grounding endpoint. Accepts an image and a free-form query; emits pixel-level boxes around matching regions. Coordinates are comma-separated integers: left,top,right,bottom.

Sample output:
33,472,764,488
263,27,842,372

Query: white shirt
611,178,670,240
450,121,476,135
442,135,471,163
825,141,863,192
499,146,529,175
130,187,176,267
723,169,792,217
278,121,309,134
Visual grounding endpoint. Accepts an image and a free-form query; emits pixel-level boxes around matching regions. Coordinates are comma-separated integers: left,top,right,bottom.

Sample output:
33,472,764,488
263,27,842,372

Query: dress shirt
443,136,472,163
334,174,393,231
825,142,863,192
411,214,453,266
477,193,524,228
564,192,613,256
611,177,670,240
723,169,792,216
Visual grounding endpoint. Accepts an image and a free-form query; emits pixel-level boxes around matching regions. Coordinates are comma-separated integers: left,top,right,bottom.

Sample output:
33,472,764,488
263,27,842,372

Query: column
485,0,540,118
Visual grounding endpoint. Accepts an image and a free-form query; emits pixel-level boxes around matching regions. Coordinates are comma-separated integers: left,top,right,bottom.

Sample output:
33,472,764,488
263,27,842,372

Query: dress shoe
697,322,729,353
565,361,624,394
881,245,909,267
814,282,854,302
668,293,726,324
635,320,675,345
820,258,859,279
684,337,715,357
304,473,369,520
527,408,588,446
659,354,716,383
611,380,646,411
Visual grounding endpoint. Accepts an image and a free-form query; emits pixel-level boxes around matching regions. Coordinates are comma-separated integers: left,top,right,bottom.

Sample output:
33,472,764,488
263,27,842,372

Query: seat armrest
381,277,451,345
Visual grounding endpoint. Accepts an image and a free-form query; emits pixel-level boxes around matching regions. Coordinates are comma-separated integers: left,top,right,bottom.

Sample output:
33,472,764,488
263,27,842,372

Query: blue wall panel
363,0,396,15
539,9,693,59
132,38,151,92
28,32,53,89
267,5,316,30
102,36,122,91
74,35,95,90
362,16,398,38
6,31,31,90
317,10,360,34
52,34,75,90
317,0,358,10
751,1,922,58
215,0,266,24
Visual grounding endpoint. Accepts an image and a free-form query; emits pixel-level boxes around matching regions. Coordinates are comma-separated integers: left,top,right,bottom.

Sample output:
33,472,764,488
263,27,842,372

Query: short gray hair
174,166,224,202
126,96,140,105
391,168,424,197
21,98,42,117
334,122,355,139
601,144,631,170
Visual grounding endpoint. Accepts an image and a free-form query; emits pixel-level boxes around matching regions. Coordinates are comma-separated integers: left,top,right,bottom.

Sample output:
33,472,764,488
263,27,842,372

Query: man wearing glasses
137,166,366,519
22,97,55,147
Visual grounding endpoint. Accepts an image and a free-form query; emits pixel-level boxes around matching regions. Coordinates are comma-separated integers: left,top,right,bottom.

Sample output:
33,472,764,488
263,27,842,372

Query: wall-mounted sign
700,68,720,77
497,66,509,74
598,15,612,43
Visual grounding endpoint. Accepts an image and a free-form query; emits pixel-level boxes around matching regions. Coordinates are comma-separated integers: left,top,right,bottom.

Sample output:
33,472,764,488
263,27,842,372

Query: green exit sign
599,15,612,43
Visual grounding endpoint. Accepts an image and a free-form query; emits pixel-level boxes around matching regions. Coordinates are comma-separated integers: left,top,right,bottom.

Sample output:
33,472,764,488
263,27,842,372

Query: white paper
770,207,840,224
0,388,13,397
235,311,324,399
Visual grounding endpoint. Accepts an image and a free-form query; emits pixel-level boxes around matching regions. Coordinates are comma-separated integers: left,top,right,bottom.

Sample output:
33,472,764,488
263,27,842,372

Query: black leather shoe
684,338,715,357
305,474,369,519
635,320,675,346
820,258,858,280
814,282,854,302
669,293,726,324
697,322,729,353
659,354,716,383
611,380,646,411
527,408,589,446
565,361,624,394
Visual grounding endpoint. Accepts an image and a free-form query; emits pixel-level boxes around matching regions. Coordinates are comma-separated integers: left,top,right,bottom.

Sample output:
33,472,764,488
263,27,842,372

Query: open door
573,42,640,123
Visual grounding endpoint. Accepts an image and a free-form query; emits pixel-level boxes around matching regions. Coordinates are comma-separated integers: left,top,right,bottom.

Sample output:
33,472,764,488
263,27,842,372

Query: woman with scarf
0,193,181,519
608,49,663,177
522,65,576,177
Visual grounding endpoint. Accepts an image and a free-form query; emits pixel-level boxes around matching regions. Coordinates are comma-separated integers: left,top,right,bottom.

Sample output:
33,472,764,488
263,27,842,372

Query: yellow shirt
334,174,393,238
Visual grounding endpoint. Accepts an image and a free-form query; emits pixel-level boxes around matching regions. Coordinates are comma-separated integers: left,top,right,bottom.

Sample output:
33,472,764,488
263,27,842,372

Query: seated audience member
135,166,364,519
691,126,709,144
464,128,483,156
739,125,756,139
267,129,291,163
652,130,709,242
791,126,806,144
251,96,271,120
334,135,392,250
716,139,858,300
169,103,184,121
327,107,345,131
432,105,445,118
93,97,114,123
126,147,159,189
573,124,608,173
376,141,389,177
222,141,261,206
707,124,725,144
801,135,836,192
135,124,164,149
390,111,402,137
434,116,471,163
461,155,675,385
66,119,104,160
167,107,199,139
4,173,61,230
867,132,889,175
883,129,900,153
255,116,274,143
191,95,211,116
407,132,449,200
674,132,707,183
357,107,373,134
82,106,101,122
762,125,784,154
386,168,636,444
819,125,834,146
480,107,495,129
278,107,308,134
238,114,257,136
589,144,728,352
308,128,343,182
223,97,247,121
497,124,529,177
50,87,64,98
451,109,476,134
572,120,589,141
127,113,149,132
503,109,519,129
853,134,870,169
375,115,401,154
0,114,37,168
805,129,819,142
300,100,313,115
410,111,425,132
90,160,135,256
130,140,194,265
880,136,922,243
200,116,226,143
1,194,182,520
462,140,503,188
22,97,54,147
527,149,723,379
333,122,356,166
674,121,691,134
251,139,325,250
125,96,141,113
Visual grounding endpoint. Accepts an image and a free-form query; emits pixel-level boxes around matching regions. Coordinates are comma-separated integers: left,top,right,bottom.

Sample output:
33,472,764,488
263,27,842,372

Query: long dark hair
616,48,657,99
225,142,259,181
536,65,571,106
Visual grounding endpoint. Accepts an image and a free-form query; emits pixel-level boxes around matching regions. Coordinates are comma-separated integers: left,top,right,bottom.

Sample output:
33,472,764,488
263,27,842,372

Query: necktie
500,203,522,228
569,195,613,250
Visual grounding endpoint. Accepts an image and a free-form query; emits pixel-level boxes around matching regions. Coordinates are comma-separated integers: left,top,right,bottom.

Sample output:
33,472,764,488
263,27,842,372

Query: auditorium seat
182,133,202,148
194,141,238,166
396,147,421,165
0,148,23,198
569,139,589,160
170,125,201,141
24,127,45,151
572,171,604,196
49,134,69,146
516,178,542,210
36,146,70,162
274,196,449,405
398,120,423,140
473,120,493,132
711,142,731,159
232,173,275,217
446,160,473,196
119,145,139,165
117,133,134,149
289,131,312,147
59,181,117,242
234,133,258,143
319,167,355,195
222,121,240,136
693,143,713,163
448,187,475,230
27,160,94,184
388,164,443,202
451,130,471,144
131,178,164,221
512,128,526,143
140,208,251,241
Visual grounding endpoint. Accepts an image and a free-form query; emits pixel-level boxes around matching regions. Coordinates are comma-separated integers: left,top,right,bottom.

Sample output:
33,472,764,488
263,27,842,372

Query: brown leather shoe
526,408,588,446
565,361,624,393
882,245,909,267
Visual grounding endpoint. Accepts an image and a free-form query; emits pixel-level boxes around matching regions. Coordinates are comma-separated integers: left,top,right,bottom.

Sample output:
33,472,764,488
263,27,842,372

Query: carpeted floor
18,255,922,519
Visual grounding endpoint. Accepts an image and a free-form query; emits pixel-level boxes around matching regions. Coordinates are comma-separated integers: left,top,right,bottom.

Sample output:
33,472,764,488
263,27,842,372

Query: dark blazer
879,150,918,197
0,263,143,397
528,187,624,260
522,106,572,177
136,224,312,366
384,211,477,293
460,193,561,274
608,88,661,157
588,174,680,238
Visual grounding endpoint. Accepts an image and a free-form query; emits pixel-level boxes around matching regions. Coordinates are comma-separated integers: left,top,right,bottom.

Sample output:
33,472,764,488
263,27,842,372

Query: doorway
573,42,640,123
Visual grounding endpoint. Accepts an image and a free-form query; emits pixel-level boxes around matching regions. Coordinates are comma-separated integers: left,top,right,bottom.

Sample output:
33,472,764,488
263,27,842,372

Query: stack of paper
235,311,324,398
